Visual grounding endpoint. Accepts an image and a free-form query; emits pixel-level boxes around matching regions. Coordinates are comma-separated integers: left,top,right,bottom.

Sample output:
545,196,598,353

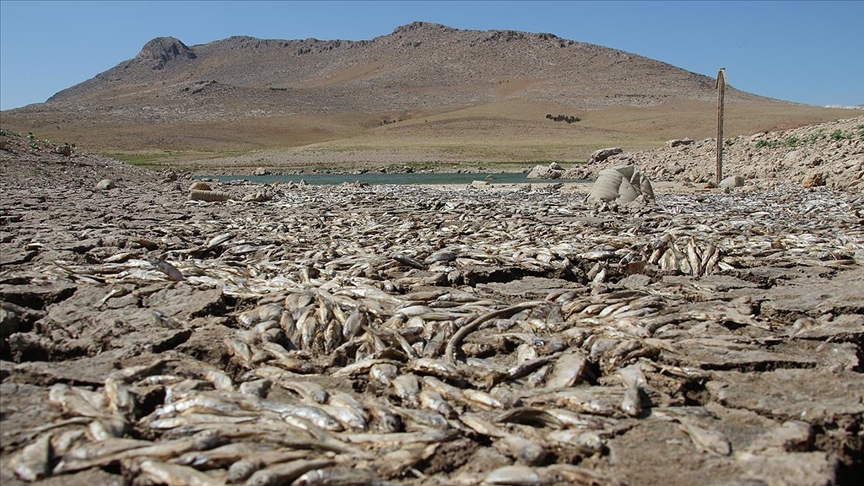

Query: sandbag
587,165,655,204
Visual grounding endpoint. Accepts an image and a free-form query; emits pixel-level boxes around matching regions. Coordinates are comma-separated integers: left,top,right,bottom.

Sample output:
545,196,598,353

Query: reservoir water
204,172,589,186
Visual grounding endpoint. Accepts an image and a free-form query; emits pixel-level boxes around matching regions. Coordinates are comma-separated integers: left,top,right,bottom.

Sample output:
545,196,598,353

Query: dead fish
620,385,642,417
425,250,458,264
545,350,588,389
679,418,732,456
496,434,547,466
171,442,273,468
341,429,458,447
406,357,460,381
391,374,421,407
364,401,403,433
104,377,136,414
484,465,542,485
394,406,450,430
461,388,505,410
322,405,367,433
281,406,344,432
207,232,234,248
138,459,219,486
244,458,336,486
49,383,108,418
229,459,262,483
88,415,127,441
278,380,329,404
224,337,254,364
495,407,563,429
419,389,457,418
205,369,235,392
369,363,399,387
10,433,53,481
292,466,380,486
342,309,367,340
150,258,185,281
540,464,628,486
373,443,438,479
332,357,399,379
239,379,272,398
546,429,606,454
460,413,506,438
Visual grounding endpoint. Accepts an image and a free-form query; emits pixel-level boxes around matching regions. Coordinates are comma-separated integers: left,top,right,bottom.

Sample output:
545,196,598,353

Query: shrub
830,129,848,140
547,114,581,124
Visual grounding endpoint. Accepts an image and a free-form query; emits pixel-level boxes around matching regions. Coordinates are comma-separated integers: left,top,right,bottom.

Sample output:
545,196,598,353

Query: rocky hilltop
45,21,760,117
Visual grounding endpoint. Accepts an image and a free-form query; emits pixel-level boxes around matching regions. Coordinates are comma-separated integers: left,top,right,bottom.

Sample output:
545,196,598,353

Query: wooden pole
715,68,726,185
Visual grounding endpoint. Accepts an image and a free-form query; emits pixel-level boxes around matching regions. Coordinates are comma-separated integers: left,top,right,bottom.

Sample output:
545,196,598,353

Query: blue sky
1,1,862,110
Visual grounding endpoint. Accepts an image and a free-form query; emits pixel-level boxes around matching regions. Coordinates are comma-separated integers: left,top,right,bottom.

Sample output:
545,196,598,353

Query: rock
189,189,230,202
242,191,273,202
189,181,211,191
587,165,656,204
707,369,864,422
589,147,623,163
471,180,491,187
252,167,270,176
560,167,590,180
54,144,72,156
95,179,116,190
549,162,563,171
802,171,826,188
526,165,562,179
0,282,77,311
0,140,8,151
0,306,21,340
719,176,745,189
666,138,694,148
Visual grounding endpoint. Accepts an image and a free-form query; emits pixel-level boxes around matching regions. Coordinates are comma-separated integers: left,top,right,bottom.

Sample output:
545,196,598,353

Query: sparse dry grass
2,99,856,173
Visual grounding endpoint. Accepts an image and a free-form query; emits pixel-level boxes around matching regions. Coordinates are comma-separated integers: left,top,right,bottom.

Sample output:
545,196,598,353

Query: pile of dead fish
5,181,864,485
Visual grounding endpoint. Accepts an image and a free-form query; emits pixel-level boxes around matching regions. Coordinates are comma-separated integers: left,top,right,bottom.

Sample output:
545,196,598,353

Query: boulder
54,144,72,156
802,171,826,188
526,165,563,179
560,167,590,180
666,138,694,148
589,147,623,163
252,167,270,176
587,165,656,205
719,176,745,189
549,162,564,171
189,181,211,191
95,179,116,191
471,180,491,187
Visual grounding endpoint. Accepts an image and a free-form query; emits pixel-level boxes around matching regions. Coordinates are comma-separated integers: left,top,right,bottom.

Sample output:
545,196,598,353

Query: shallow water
203,172,589,186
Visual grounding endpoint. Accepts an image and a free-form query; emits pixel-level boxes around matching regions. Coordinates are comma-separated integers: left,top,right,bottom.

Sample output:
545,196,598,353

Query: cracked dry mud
1,132,863,485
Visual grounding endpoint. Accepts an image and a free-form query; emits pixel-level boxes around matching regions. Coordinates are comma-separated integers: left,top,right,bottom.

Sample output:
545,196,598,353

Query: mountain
0,22,855,165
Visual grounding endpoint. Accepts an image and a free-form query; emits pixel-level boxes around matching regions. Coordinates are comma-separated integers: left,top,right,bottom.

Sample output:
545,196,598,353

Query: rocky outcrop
591,116,864,191
589,147,623,163
526,163,564,179
134,36,197,70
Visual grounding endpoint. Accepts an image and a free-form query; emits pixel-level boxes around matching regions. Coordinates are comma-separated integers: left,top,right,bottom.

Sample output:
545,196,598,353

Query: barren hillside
0,22,857,162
